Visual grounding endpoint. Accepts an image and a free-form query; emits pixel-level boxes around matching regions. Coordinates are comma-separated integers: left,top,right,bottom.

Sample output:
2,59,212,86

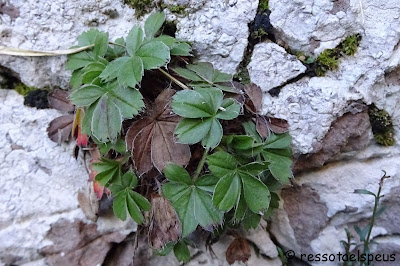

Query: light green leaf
144,12,166,39
129,190,151,211
195,175,219,192
234,194,247,221
99,56,130,83
118,56,144,88
201,118,223,148
242,209,261,230
212,70,232,83
187,62,214,83
207,151,236,178
66,51,96,71
126,191,144,224
93,32,109,58
121,170,138,188
136,40,170,69
261,150,292,184
109,86,144,118
195,87,223,114
91,95,122,142
264,133,292,149
173,67,203,82
77,29,106,46
92,158,122,186
126,26,144,56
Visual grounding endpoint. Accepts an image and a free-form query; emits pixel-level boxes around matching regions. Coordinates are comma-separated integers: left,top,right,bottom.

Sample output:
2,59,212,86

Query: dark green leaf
126,26,144,56
136,40,170,69
92,158,122,186
207,151,236,178
126,191,145,224
241,173,270,213
129,190,151,211
172,89,214,118
99,56,130,83
213,173,241,211
118,56,144,87
173,240,190,263
195,174,219,192
201,118,223,148
113,191,128,220
70,84,106,106
173,67,203,82
164,163,192,185
122,170,138,188
93,32,109,58
242,210,261,230
264,133,292,149
174,118,213,144
91,95,122,142
215,98,241,120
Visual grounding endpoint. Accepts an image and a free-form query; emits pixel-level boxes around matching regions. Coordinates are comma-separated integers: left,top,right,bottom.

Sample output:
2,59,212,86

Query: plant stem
158,68,190,90
109,42,126,48
193,148,209,181
363,171,390,257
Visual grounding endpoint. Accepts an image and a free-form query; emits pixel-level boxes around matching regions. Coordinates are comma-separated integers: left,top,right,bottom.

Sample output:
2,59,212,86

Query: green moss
124,0,153,18
258,0,269,11
161,4,187,15
368,105,395,146
341,34,361,56
14,83,38,96
251,28,268,40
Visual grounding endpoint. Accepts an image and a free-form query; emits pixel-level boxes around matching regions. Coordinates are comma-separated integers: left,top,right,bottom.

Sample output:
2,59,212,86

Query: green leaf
119,56,144,87
262,150,292,184
162,166,222,236
172,90,214,118
108,86,144,117
187,62,214,83
93,32,109,58
241,173,270,213
201,118,223,148
126,191,145,224
242,209,261,230
70,84,106,106
216,98,241,120
92,158,122,186
70,69,84,90
99,56,130,83
126,26,144,56
113,191,128,220
156,242,174,256
171,42,192,56
195,174,219,192
207,151,237,177
354,189,376,196
129,190,151,211
213,173,241,211
144,12,166,39
136,40,170,69
122,170,138,188
234,194,247,221
164,163,192,185
174,118,213,144
264,133,292,149
66,51,96,71
173,240,190,263
173,67,204,82
77,29,106,47
91,95,122,142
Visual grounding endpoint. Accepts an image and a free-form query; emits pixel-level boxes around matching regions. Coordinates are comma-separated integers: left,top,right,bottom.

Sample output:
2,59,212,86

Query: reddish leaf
267,117,289,134
226,237,251,265
149,194,181,249
126,89,191,174
244,84,263,114
47,115,74,144
48,89,75,112
73,108,88,147
88,147,104,200
93,181,105,200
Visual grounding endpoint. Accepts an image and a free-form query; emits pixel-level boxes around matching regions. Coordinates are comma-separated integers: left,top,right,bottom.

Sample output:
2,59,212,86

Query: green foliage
110,169,151,224
342,34,361,56
61,10,295,264
368,105,395,146
258,0,269,11
172,87,240,148
162,164,223,236
161,4,187,15
341,171,390,265
67,12,191,142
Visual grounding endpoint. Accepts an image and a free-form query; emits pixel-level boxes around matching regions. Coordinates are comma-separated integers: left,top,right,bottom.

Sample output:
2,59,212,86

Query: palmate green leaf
92,158,123,186
162,164,222,236
136,40,170,69
72,82,144,142
66,51,96,71
172,87,241,148
173,62,237,93
119,56,144,87
154,35,192,56
126,26,144,56
173,240,190,263
207,151,270,213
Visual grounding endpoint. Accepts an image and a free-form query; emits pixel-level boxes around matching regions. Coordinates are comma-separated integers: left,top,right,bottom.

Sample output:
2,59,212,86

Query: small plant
368,104,395,146
341,171,390,266
48,11,293,264
258,0,269,11
124,0,154,18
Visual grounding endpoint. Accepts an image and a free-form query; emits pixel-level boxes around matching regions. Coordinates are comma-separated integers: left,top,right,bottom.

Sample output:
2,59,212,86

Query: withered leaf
126,89,191,174
256,116,270,139
226,237,251,265
73,108,88,147
267,117,289,134
149,194,181,249
244,83,263,114
48,89,75,112
47,114,74,144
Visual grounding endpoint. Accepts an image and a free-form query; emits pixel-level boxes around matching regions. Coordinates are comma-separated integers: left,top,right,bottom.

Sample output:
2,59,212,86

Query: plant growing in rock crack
47,11,294,264
341,171,391,266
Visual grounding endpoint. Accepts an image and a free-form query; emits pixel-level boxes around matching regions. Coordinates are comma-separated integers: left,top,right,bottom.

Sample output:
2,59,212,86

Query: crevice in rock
367,104,395,147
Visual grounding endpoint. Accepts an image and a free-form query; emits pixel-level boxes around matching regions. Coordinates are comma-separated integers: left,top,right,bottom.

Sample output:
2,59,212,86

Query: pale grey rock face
247,42,307,93
175,0,259,74
0,90,136,265
0,0,137,88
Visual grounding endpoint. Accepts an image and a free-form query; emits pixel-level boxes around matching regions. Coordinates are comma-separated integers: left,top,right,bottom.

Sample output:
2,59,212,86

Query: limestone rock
247,42,307,93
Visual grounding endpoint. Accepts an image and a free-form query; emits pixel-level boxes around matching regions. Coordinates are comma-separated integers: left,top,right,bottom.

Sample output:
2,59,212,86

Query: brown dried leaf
48,89,75,112
243,84,263,114
126,89,190,174
256,116,270,139
267,117,289,134
151,121,190,171
47,115,74,144
226,237,251,265
149,194,181,249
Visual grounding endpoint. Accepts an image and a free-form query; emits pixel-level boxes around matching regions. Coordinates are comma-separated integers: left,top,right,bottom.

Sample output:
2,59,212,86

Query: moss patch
124,0,154,18
296,34,362,76
14,82,38,96
258,0,269,12
161,4,187,15
368,104,395,146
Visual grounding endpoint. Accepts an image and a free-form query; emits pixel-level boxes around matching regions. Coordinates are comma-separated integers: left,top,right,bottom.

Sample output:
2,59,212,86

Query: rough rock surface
247,42,307,92
175,0,258,74
0,90,136,265
0,0,257,88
